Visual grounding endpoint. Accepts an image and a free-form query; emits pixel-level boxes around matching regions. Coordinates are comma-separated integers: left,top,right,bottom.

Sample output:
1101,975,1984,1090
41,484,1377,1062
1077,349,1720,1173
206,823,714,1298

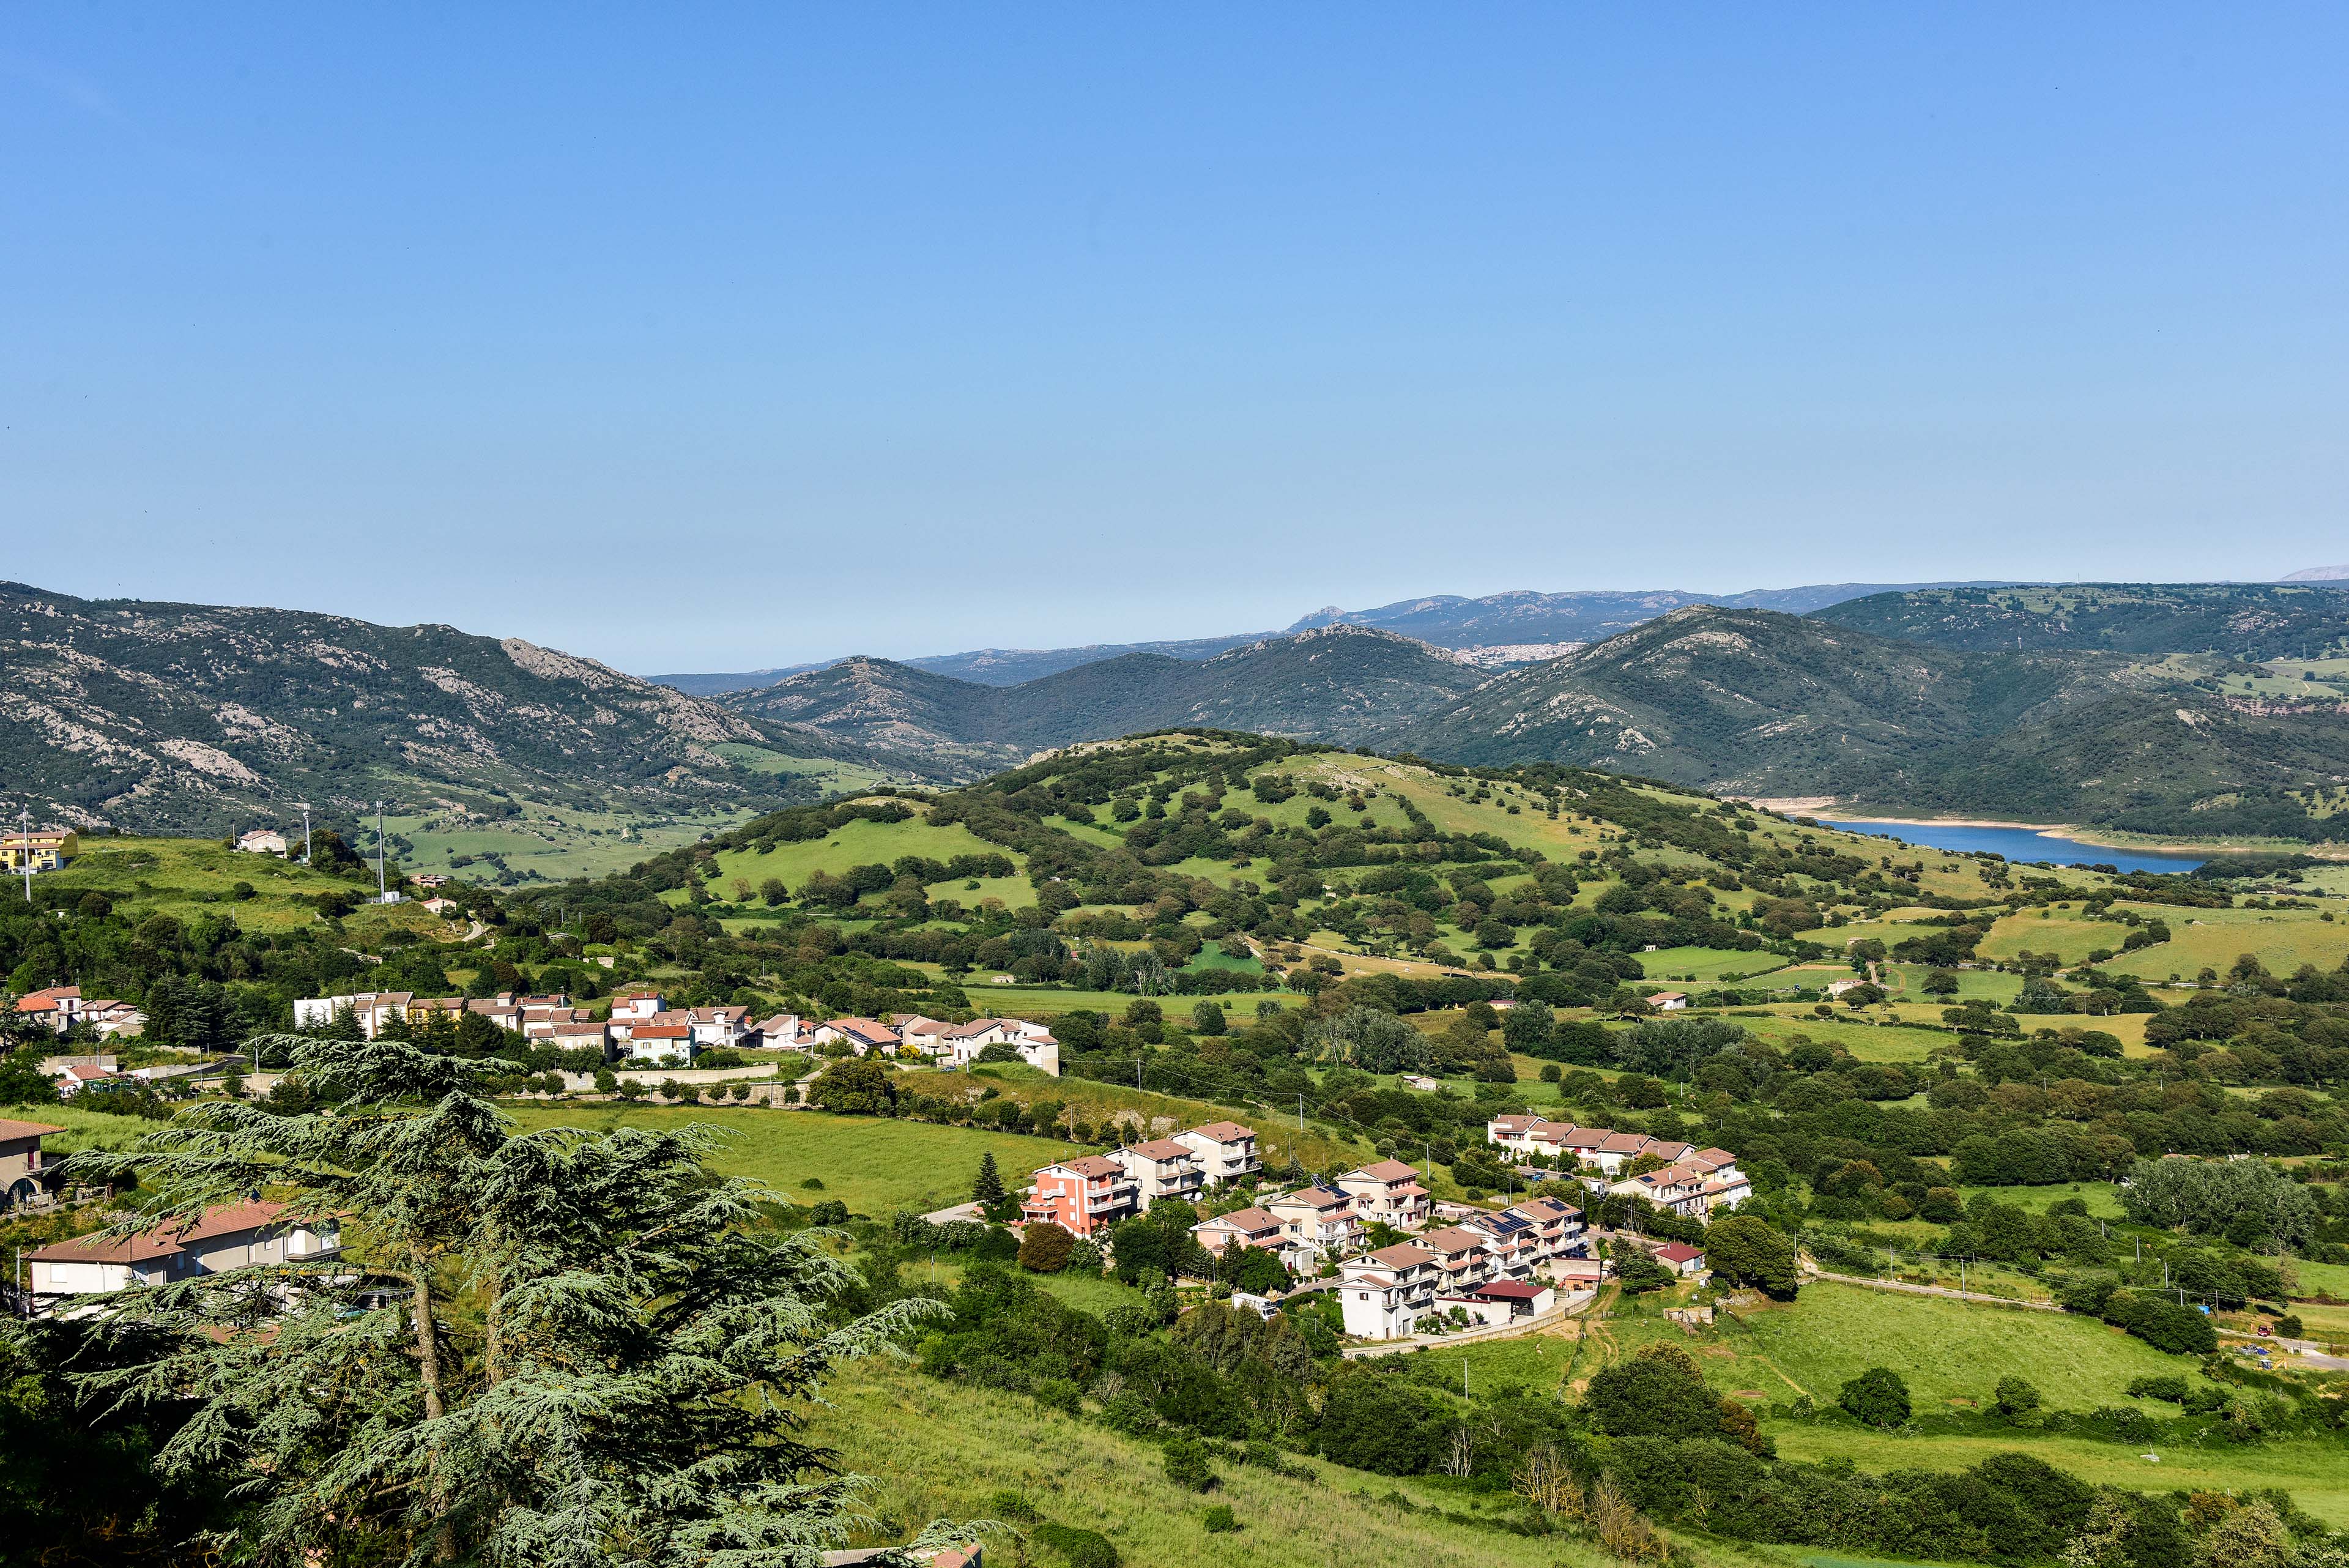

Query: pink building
1022,1156,1137,1238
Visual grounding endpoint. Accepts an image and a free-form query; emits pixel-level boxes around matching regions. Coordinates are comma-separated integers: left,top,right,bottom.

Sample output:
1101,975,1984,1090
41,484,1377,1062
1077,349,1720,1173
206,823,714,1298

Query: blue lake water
1819,819,2208,875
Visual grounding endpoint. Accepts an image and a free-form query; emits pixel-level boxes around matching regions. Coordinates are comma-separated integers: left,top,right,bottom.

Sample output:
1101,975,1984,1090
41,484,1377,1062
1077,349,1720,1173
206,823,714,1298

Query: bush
1019,1222,1076,1274
2276,1313,2304,1339
1837,1367,1910,1429
1201,1505,1238,1534
1031,1522,1119,1568
1992,1375,2041,1419
2125,1373,2188,1403
1162,1435,1219,1493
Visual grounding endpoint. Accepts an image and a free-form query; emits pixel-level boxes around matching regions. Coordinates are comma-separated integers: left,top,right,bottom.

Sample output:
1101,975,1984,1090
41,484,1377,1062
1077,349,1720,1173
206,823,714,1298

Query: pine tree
973,1150,1007,1207
68,1035,970,1564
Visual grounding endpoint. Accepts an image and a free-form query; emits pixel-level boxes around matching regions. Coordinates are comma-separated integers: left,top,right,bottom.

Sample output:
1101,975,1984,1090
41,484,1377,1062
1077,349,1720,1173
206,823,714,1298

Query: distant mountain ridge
0,581,891,835
1814,583,2349,658
722,624,1486,775
1392,603,2349,841
651,579,2024,693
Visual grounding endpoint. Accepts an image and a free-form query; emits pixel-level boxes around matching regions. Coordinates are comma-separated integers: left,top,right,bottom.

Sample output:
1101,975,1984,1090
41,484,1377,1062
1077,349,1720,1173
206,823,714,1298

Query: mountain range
650,579,2028,693
0,581,883,836
12,576,2349,846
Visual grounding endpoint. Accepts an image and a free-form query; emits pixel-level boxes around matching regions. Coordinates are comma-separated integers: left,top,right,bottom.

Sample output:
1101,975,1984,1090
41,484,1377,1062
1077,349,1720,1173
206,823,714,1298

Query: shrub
1837,1367,1911,1429
1031,1522,1119,1568
2126,1374,2188,1403
1162,1435,1219,1493
1019,1222,1076,1274
2276,1313,2304,1339
1992,1376,2042,1419
1201,1505,1238,1534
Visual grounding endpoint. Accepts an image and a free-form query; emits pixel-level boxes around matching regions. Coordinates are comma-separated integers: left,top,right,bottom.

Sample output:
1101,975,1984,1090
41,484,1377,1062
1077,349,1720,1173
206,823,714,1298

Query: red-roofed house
1264,1185,1362,1259
1191,1206,1284,1260
13,986,84,1035
1653,1242,1707,1277
815,1017,902,1056
1022,1156,1137,1238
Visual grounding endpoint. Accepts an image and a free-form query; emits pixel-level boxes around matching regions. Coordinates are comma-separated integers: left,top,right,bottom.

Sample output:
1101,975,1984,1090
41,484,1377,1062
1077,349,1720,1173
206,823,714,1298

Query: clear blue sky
6,7,2345,672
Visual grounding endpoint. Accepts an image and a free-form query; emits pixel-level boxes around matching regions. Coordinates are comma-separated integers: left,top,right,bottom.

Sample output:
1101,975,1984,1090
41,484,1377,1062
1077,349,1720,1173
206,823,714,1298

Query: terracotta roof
1348,1159,1421,1181
1052,1156,1127,1180
29,1200,302,1265
1419,1226,1489,1254
1654,1242,1705,1264
627,1025,691,1039
1198,1206,1282,1234
1474,1280,1547,1301
1596,1132,1652,1154
0,1119,64,1142
1364,1242,1436,1268
1186,1121,1254,1143
1271,1186,1349,1211
1124,1138,1193,1160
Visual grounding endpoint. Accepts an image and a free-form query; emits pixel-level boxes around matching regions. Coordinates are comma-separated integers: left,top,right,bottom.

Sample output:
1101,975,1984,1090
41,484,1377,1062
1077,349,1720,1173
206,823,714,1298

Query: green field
1953,1181,2127,1218
1775,1426,2349,1528
814,1359,1679,1568
2104,905,2349,982
1732,1012,1950,1064
497,1104,1081,1217
35,835,453,940
674,814,1034,910
389,802,756,886
1637,947,1791,984
0,1099,157,1156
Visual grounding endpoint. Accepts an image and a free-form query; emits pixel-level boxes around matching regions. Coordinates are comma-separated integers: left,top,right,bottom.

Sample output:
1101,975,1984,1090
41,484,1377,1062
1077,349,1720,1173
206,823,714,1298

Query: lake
1820,819,2208,875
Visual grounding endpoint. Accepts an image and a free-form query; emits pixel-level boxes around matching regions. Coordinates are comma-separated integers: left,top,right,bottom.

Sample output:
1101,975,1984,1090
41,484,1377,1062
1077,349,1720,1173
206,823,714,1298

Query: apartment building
1336,1159,1431,1230
1337,1242,1443,1339
1191,1205,1285,1260
1110,1138,1204,1211
1173,1121,1261,1187
1022,1156,1137,1238
1263,1184,1362,1261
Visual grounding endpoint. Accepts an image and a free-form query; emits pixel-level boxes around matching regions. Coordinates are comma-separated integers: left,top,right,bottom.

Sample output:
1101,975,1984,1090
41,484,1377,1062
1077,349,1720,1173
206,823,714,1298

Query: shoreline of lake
1819,817,2211,875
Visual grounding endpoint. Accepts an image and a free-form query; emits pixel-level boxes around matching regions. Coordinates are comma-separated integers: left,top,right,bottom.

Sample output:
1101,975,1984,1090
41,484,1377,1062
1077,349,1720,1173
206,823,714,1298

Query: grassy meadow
43,834,448,940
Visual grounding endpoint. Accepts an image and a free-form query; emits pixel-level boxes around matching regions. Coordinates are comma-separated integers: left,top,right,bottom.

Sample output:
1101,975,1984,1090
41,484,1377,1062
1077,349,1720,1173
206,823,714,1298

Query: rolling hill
724,624,1489,772
0,581,899,836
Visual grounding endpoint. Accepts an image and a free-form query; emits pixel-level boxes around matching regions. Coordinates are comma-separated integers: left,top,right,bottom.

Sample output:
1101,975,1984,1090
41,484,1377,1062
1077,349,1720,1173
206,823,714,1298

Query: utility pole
298,801,312,866
17,806,29,904
374,801,387,902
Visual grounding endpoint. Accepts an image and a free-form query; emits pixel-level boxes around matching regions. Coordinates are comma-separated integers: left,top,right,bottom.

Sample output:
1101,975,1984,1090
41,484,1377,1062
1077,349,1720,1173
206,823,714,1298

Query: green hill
725,625,1487,775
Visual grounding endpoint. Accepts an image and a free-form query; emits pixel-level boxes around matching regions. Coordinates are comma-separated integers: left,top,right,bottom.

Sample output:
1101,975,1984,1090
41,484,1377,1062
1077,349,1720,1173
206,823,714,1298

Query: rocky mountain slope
725,624,1488,772
0,582,889,834
1812,584,2349,659
1393,605,2349,839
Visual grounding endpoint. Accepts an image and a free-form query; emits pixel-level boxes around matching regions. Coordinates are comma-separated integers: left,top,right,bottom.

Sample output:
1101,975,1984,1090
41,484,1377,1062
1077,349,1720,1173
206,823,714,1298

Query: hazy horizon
7,7,2345,670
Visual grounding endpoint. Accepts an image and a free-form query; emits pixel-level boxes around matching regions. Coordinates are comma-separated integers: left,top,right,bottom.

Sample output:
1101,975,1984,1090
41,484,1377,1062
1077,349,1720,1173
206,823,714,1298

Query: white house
610,989,667,1022
1647,991,1688,1011
685,1006,751,1050
1336,1159,1431,1230
1263,1184,1362,1261
1110,1138,1204,1211
1173,1122,1261,1188
236,828,289,856
618,1024,694,1066
26,1200,340,1309
1338,1241,1442,1339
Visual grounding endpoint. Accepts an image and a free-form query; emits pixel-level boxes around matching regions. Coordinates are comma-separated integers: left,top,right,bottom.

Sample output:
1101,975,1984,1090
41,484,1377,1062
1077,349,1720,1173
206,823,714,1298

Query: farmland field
497,1104,1081,1217
2104,905,2349,981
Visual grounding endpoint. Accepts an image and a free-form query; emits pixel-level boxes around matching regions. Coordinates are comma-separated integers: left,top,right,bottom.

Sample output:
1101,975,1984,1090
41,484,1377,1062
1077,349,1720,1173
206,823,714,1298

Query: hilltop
0,580,903,852
723,625,1487,775
1394,605,2349,841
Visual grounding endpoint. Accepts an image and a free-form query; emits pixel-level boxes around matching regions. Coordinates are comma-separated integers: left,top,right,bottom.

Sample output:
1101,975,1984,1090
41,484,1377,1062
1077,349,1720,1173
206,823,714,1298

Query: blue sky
5,7,2346,672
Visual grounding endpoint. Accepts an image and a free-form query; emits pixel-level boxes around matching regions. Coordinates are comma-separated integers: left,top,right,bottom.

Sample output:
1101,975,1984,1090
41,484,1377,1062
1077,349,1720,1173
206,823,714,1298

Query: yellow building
0,831,80,874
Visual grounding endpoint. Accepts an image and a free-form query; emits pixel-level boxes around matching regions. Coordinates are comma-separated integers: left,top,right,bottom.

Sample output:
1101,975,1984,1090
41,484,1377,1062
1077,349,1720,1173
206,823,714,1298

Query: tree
1502,998,1554,1053
810,1057,897,1115
1838,1366,1912,1428
66,1034,966,1564
1993,1375,2042,1420
1308,1006,1428,1076
1607,1239,1673,1295
1704,1214,1798,1299
973,1150,1008,1206
1190,1001,1226,1036
1019,1221,1075,1273
1162,1434,1219,1492
1923,968,1962,998
1583,1343,1724,1439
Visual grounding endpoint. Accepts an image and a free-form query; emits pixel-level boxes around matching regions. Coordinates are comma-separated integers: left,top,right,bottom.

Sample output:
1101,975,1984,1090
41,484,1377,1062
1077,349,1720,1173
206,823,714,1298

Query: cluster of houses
1483,1115,1753,1217
285,990,1063,1074
0,830,78,874
1015,1120,1648,1339
11,986,146,1040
